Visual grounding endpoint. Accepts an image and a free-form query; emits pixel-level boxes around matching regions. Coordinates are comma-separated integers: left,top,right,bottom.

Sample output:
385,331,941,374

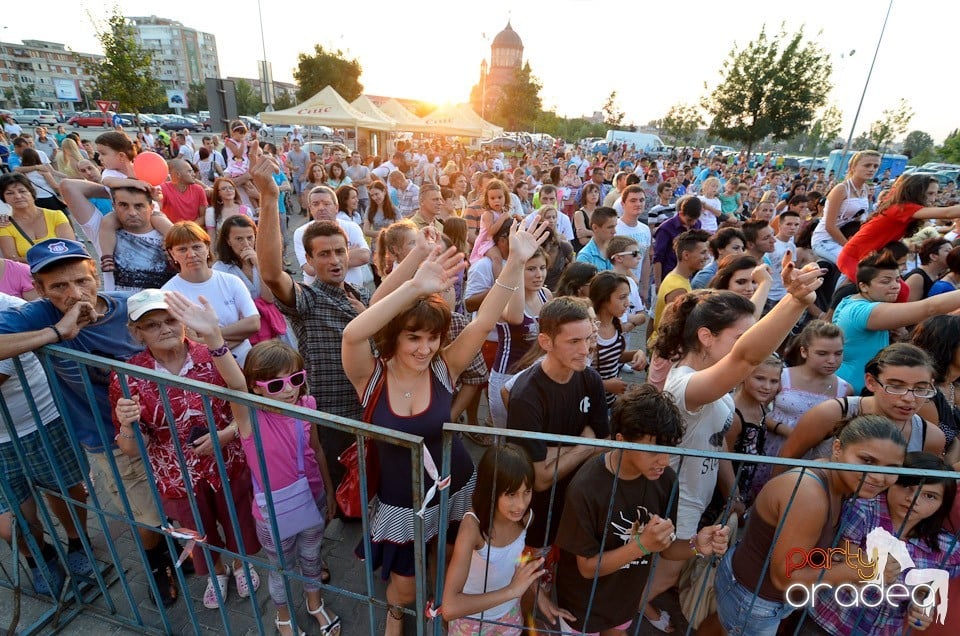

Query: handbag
251,421,323,541
678,512,740,628
335,366,384,518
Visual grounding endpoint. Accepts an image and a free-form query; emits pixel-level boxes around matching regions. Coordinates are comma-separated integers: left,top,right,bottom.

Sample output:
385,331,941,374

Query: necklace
388,364,425,399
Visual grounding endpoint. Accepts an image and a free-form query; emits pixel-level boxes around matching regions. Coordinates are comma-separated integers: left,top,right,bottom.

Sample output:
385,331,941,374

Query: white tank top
812,180,870,244
461,510,531,620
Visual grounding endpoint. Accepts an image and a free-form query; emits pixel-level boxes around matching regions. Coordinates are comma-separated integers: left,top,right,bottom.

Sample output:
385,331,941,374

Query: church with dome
470,21,524,117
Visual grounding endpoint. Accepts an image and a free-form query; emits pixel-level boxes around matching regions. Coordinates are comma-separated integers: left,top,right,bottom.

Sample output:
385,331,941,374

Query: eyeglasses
875,381,936,399
614,250,640,258
255,370,308,395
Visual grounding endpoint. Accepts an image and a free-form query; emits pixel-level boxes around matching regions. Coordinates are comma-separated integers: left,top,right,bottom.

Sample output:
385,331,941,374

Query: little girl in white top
442,444,572,635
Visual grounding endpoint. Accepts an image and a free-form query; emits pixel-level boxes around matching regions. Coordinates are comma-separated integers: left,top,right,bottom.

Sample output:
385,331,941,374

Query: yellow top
650,270,693,347
0,208,71,258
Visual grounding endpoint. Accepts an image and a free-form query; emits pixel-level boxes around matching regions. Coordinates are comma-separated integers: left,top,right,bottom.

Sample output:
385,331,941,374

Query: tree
901,130,933,159
82,11,164,114
293,45,363,103
702,25,832,154
15,83,36,108
787,104,843,155
602,90,625,128
234,79,264,116
273,92,294,110
187,82,208,112
941,130,960,164
661,103,704,144
866,98,914,151
491,62,543,131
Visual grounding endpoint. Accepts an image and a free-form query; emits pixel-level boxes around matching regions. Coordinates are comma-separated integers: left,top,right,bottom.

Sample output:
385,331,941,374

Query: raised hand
248,141,280,197
782,253,824,306
165,292,221,341
411,245,466,296
508,216,550,263
414,225,440,254
752,263,773,285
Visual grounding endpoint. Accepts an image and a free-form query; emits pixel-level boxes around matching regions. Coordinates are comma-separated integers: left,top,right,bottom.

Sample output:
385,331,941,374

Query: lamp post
838,0,894,172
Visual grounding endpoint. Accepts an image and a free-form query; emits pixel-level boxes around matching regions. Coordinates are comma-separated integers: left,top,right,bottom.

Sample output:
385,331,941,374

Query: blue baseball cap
26,238,93,274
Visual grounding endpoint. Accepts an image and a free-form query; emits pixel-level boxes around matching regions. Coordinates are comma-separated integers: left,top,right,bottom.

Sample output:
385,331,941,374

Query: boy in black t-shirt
507,297,609,552
554,385,731,635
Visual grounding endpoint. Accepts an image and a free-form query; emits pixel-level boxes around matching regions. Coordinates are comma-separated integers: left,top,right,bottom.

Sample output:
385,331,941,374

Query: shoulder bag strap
9,218,35,246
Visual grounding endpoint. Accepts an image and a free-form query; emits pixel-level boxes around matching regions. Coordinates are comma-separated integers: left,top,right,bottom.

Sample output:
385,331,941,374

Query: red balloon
133,151,169,186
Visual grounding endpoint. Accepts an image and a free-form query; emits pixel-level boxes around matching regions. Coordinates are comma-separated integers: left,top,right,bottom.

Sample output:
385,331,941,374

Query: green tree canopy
293,45,363,103
602,90,625,128
490,62,543,131
187,83,208,112
902,130,934,159
940,130,960,164
866,99,914,151
234,79,264,116
83,12,163,114
702,25,832,154
661,103,704,144
273,92,295,110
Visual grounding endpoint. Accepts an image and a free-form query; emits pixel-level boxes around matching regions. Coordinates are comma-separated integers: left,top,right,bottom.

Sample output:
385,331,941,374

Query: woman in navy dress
342,219,547,636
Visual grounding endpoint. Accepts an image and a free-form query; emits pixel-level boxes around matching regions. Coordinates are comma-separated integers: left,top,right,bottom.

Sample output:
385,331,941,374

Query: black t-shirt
555,455,678,632
507,362,609,547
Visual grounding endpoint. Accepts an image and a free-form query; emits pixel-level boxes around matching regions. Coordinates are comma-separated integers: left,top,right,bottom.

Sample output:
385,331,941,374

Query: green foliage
908,146,939,166
491,62,543,131
235,79,264,116
602,91,625,128
293,45,363,103
702,25,832,154
273,92,294,110
83,11,164,114
661,103,704,144
15,83,36,108
534,110,606,141
941,130,960,164
187,83,208,112
901,130,933,159
866,98,914,151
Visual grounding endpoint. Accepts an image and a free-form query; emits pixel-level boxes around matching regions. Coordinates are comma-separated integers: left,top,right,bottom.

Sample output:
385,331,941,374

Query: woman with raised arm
642,253,824,633
341,220,547,636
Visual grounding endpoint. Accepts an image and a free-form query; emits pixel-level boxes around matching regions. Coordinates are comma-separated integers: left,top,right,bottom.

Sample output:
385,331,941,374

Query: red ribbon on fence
424,599,442,619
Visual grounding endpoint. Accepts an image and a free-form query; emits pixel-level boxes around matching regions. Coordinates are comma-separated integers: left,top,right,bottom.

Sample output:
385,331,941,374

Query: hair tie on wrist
208,344,230,358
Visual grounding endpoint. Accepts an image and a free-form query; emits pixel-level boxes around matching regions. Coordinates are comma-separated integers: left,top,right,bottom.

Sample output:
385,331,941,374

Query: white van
604,130,664,152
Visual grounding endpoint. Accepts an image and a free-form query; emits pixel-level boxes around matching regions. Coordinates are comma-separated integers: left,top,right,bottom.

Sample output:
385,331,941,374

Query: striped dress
595,320,626,407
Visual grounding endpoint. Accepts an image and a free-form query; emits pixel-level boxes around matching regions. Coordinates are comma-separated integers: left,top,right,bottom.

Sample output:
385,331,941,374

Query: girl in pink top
166,292,339,636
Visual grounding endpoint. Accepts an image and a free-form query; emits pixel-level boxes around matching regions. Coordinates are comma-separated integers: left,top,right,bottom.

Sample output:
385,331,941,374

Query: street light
839,0,894,171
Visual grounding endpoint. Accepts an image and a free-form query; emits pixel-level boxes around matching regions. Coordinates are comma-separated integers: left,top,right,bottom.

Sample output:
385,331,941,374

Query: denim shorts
715,548,796,636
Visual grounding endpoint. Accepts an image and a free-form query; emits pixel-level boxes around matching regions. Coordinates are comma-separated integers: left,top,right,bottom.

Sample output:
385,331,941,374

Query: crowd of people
1,117,960,636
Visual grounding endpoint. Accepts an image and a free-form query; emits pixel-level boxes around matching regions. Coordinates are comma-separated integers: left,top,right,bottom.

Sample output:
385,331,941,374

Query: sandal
645,608,674,633
203,564,231,609
307,598,342,636
233,564,260,598
275,613,306,636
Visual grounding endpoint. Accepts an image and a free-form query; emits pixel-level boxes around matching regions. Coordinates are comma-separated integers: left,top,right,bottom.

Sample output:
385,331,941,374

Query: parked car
68,111,116,128
480,136,521,152
238,115,262,131
158,115,204,132
14,108,58,126
706,145,738,157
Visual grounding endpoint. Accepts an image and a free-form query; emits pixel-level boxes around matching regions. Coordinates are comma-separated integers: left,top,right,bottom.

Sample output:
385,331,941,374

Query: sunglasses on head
254,370,307,395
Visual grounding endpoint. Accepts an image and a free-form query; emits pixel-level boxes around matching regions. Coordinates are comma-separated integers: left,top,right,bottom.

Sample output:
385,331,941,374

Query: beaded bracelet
208,344,230,358
48,325,63,342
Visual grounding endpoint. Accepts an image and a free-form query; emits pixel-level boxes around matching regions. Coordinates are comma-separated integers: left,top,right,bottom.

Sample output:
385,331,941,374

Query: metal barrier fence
2,345,959,635
434,423,960,636
0,345,430,635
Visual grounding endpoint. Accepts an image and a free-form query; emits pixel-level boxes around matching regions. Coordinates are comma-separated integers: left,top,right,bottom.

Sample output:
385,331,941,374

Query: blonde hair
702,176,721,193
374,220,417,275
759,190,778,204
846,150,881,180
56,138,84,178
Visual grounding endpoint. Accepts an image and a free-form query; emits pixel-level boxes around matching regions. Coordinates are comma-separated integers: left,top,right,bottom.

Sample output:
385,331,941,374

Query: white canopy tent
259,86,394,131
377,98,434,134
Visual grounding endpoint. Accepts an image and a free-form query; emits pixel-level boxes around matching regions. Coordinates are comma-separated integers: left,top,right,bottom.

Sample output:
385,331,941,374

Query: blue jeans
715,548,795,636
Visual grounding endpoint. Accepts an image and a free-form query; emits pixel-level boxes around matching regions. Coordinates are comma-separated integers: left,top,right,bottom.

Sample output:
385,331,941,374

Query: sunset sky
3,0,953,142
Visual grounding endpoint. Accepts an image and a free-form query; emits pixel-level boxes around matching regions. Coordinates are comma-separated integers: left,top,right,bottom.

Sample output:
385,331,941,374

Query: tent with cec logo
420,103,503,139
375,98,434,134
259,85,394,131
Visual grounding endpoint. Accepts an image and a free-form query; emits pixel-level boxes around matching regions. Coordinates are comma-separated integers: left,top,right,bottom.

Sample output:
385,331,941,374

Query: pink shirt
0,259,34,299
240,395,324,521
